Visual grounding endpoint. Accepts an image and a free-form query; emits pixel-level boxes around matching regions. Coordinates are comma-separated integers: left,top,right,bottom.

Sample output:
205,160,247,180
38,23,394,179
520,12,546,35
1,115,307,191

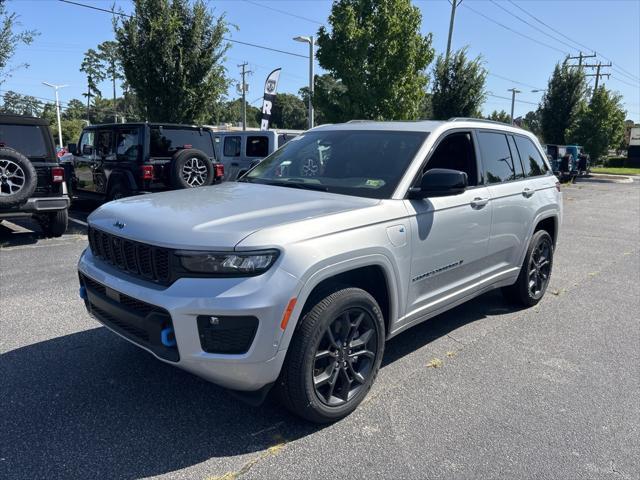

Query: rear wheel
502,230,554,307
37,209,68,238
0,147,37,207
277,287,385,423
107,181,131,202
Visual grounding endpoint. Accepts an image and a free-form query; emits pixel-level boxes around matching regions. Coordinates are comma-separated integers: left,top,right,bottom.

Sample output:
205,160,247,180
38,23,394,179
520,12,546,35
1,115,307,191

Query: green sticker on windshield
365,179,384,187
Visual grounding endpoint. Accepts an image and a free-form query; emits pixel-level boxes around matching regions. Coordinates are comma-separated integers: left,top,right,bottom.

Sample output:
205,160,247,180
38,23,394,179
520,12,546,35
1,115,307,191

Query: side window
115,128,140,161
507,135,525,179
223,136,241,157
246,136,269,157
95,129,113,158
78,130,95,156
514,135,549,177
424,132,478,186
477,131,517,184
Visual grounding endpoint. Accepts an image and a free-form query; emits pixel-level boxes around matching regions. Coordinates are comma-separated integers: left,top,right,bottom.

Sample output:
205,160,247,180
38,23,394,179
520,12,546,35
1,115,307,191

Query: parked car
65,123,224,202
212,129,301,181
78,118,561,422
0,114,69,237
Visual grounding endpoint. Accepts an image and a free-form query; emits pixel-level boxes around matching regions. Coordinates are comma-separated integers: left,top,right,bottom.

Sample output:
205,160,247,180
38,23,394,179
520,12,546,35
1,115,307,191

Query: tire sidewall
521,230,554,304
170,149,213,189
298,289,385,422
0,147,37,207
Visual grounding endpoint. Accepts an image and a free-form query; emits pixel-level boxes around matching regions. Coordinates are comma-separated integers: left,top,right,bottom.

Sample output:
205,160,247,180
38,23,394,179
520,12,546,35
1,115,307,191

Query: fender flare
517,209,559,268
277,252,401,353
106,169,138,194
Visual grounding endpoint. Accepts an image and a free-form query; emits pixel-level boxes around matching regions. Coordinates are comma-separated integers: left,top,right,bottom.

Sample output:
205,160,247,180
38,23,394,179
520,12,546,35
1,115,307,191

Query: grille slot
88,227,171,285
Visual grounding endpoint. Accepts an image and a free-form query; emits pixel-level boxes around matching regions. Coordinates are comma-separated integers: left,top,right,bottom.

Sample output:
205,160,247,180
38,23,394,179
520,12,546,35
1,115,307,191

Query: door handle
470,197,489,208
522,187,535,198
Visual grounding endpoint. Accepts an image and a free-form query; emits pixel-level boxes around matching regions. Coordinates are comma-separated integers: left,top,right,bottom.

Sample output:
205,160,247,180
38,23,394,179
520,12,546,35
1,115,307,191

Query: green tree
269,93,307,130
430,47,487,120
213,98,260,127
41,102,57,124
0,0,37,84
62,99,87,120
52,118,85,146
80,48,106,121
522,109,542,138
0,90,42,116
487,109,511,124
539,63,586,145
300,74,350,124
570,86,626,160
316,0,434,121
116,0,229,123
98,40,124,121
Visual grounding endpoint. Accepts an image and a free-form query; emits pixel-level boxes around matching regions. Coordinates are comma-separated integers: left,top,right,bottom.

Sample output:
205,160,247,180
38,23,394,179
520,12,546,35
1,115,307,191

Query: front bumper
78,248,299,391
0,195,69,216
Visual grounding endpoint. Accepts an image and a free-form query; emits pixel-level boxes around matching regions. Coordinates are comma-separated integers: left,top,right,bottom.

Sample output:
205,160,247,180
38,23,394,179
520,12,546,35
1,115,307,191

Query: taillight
214,163,224,178
51,166,64,183
140,165,154,180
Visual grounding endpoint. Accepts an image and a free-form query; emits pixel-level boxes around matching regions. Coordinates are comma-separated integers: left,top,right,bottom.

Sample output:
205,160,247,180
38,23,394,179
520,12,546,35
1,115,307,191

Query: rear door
477,130,531,271
92,127,114,194
74,129,96,192
220,134,241,180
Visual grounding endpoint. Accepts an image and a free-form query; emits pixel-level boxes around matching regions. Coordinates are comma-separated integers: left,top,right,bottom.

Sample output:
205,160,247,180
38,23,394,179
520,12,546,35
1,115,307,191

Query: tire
277,287,385,423
37,209,68,238
502,230,554,307
169,149,214,189
107,181,131,202
0,147,37,207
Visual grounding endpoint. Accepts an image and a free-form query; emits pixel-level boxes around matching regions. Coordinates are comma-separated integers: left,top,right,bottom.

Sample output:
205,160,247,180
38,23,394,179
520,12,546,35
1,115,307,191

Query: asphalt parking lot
1,177,638,480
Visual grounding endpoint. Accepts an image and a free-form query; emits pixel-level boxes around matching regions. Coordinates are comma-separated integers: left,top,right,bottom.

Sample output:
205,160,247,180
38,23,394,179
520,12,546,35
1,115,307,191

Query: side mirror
409,168,468,199
67,143,77,155
82,144,93,155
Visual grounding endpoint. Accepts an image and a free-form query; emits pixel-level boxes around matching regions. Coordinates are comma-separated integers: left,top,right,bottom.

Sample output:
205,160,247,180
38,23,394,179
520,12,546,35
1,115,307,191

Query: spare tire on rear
0,147,37,207
169,149,214,189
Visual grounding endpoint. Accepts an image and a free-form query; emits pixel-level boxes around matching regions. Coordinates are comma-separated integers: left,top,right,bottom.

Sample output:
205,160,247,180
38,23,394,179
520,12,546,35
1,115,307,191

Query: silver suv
78,118,561,422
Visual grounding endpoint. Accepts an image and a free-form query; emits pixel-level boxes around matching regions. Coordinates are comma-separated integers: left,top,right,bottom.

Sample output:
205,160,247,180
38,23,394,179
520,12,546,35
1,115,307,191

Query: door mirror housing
409,168,468,199
67,143,77,155
82,144,93,156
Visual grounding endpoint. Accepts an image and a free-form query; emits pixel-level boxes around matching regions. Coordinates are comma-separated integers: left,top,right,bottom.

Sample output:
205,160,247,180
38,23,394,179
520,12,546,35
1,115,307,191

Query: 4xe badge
113,220,125,230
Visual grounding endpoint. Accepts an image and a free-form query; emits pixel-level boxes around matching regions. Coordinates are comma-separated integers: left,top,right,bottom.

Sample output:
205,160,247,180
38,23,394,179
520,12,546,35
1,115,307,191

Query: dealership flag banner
260,68,282,131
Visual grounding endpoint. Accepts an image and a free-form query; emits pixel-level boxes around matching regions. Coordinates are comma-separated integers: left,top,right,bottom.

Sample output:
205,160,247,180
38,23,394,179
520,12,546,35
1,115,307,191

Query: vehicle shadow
1,290,520,479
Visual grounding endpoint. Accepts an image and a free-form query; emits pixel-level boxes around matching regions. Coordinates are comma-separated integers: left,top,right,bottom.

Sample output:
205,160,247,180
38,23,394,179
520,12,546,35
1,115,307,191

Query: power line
241,0,324,26
487,72,543,91
488,0,579,53
461,3,568,56
487,93,538,106
610,76,640,89
506,0,639,83
58,0,307,59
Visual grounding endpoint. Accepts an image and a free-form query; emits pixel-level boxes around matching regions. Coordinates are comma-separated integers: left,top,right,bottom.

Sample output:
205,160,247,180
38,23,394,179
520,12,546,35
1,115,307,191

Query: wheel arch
106,169,138,194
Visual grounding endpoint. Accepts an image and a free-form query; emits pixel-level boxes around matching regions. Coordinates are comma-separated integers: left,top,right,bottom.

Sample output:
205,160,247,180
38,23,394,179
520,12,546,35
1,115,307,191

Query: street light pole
508,88,521,125
446,0,462,62
294,35,314,129
42,82,68,149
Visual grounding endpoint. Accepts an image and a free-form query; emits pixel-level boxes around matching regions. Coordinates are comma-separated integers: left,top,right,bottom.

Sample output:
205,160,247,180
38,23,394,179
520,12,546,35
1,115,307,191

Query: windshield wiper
274,180,329,192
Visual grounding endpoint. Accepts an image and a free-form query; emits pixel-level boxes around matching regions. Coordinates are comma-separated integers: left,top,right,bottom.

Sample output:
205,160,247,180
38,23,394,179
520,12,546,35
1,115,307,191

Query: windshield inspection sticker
365,179,385,187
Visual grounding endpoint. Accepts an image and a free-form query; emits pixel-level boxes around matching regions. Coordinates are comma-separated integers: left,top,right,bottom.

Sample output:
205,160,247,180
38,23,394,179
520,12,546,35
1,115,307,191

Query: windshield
243,130,427,199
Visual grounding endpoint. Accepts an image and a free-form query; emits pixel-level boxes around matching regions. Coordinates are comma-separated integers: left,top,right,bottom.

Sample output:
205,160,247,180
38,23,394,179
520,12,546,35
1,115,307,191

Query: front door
403,131,492,323
74,129,96,192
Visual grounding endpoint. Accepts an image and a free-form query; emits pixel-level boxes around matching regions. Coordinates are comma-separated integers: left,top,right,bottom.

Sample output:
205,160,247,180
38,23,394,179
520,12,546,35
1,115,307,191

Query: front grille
88,227,171,285
197,315,259,354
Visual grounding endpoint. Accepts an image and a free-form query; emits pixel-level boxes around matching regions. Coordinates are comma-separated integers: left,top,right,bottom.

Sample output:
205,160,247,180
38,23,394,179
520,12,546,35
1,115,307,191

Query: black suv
0,114,69,237
65,123,224,202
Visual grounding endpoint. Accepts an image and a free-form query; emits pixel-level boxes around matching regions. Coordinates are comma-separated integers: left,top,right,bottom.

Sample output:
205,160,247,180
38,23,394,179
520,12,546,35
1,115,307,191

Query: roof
0,113,49,126
83,122,209,129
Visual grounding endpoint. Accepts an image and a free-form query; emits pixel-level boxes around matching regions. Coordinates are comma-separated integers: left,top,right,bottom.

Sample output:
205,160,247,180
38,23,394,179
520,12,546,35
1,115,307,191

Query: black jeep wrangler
0,114,69,237
65,123,224,202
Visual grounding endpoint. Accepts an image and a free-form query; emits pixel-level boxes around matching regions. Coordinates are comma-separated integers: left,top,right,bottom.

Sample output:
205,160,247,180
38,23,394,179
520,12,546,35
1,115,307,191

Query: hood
88,182,379,250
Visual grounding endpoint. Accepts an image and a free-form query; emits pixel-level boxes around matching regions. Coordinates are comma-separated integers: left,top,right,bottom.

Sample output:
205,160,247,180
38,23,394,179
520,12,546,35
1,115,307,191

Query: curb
585,173,635,184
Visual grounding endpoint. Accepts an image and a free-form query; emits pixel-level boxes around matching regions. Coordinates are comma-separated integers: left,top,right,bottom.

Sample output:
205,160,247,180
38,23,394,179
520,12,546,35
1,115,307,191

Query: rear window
514,136,549,176
246,136,269,157
149,127,214,157
0,124,49,158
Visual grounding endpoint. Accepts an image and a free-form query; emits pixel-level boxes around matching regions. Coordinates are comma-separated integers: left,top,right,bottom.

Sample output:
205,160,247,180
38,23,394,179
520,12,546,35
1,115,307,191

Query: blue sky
5,0,640,121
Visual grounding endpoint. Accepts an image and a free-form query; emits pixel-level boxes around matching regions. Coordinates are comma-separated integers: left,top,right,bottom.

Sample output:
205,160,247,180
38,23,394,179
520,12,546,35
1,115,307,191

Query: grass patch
427,358,443,368
591,167,640,175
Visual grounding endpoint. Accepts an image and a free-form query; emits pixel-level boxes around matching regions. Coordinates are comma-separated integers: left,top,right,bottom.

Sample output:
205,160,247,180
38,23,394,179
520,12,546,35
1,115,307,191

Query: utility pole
566,51,597,68
238,63,251,131
508,88,521,126
446,0,462,61
42,82,68,149
585,61,612,92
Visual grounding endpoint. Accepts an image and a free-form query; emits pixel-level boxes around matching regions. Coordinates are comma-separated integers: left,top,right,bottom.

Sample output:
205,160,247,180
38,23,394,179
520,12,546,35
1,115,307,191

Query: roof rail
346,119,373,123
448,117,512,126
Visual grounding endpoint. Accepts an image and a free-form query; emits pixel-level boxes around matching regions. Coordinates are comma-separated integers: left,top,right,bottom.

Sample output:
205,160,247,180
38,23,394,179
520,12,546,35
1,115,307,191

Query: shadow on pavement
1,290,520,479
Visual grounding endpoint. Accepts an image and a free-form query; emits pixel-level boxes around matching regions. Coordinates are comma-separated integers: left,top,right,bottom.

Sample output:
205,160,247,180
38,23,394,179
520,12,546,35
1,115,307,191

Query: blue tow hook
161,327,177,347
79,286,87,300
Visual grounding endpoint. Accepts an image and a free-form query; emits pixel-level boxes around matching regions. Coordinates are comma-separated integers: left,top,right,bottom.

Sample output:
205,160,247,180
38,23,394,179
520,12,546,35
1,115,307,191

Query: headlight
175,250,279,275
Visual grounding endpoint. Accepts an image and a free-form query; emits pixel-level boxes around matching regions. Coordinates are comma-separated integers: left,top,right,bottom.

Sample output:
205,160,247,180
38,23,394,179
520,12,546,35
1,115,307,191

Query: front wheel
37,209,68,238
277,287,385,423
502,230,554,307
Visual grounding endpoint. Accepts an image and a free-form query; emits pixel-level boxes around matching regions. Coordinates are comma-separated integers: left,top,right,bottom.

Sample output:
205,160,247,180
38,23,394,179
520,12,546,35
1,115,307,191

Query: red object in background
51,167,65,183
214,163,225,178
140,165,154,180
183,144,192,149
57,148,67,158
